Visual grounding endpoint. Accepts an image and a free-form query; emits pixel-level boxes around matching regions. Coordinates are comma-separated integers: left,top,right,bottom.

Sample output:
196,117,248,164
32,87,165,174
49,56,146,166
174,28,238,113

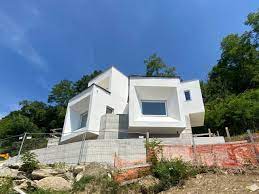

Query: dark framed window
106,106,114,114
184,90,191,101
80,112,88,128
141,101,167,116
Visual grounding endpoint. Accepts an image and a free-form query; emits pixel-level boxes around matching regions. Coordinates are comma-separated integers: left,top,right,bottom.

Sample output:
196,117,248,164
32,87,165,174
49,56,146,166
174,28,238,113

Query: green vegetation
28,189,69,194
145,53,178,77
195,11,259,135
0,178,15,194
72,175,94,192
152,159,197,189
20,151,39,173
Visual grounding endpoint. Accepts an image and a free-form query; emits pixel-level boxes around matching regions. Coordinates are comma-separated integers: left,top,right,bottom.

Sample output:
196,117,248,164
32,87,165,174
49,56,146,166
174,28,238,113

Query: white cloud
0,9,48,71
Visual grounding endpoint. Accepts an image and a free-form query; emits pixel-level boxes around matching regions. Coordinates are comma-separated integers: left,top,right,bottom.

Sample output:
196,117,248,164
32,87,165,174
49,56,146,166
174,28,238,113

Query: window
141,101,167,116
80,112,88,128
184,90,191,101
106,106,114,114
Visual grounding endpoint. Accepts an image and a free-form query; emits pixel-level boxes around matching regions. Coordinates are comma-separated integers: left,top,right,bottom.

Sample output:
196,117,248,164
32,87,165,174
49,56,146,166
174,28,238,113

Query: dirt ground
161,168,259,194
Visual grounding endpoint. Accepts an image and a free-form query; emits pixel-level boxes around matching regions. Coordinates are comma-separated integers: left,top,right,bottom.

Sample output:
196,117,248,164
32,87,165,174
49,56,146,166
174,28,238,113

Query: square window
106,106,114,114
80,112,88,128
184,90,191,101
141,101,167,116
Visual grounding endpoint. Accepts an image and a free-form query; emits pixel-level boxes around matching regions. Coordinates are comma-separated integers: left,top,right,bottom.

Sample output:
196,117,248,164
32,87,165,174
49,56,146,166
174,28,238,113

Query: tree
0,114,39,138
19,100,49,131
145,54,177,77
195,11,259,135
202,10,259,102
204,89,259,135
48,80,75,107
74,70,102,94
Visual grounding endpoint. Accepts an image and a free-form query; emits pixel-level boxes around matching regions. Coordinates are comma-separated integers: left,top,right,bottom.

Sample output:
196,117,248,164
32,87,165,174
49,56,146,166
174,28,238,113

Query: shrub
20,151,39,173
49,162,66,169
0,178,14,194
152,158,197,190
145,138,162,165
72,175,94,192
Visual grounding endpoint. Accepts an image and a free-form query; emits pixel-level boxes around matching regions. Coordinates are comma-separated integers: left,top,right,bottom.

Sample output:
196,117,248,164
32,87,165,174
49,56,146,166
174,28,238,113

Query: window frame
79,111,88,129
106,106,114,114
141,100,167,117
184,90,192,101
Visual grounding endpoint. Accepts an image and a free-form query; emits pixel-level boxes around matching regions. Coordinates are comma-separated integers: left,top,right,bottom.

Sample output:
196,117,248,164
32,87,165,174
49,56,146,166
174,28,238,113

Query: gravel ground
161,168,259,194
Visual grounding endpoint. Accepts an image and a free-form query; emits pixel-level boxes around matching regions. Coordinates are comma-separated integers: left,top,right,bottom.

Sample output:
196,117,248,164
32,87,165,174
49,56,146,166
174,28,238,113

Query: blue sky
0,1,258,118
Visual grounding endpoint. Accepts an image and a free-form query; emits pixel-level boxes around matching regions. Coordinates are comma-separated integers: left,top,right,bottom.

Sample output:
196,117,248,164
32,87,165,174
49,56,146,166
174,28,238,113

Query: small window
184,90,191,101
141,101,167,116
80,112,88,128
106,106,114,114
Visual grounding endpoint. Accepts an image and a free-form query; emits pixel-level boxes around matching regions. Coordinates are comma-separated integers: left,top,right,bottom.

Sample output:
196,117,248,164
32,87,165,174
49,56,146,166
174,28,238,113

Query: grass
0,178,15,194
72,175,94,192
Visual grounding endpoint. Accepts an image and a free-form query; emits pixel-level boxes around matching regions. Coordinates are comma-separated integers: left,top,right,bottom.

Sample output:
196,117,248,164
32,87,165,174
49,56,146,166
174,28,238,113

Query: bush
145,138,162,165
0,178,14,194
152,158,197,190
72,176,94,192
20,151,39,173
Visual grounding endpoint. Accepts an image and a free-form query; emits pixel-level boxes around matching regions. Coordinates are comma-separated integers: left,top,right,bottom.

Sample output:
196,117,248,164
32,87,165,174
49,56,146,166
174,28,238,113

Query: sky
0,1,258,118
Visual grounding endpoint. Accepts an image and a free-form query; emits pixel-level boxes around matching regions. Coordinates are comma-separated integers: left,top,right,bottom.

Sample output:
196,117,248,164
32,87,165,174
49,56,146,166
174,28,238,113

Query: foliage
0,114,39,138
0,178,15,194
74,70,102,94
48,80,75,107
49,162,67,169
20,151,39,173
152,158,198,190
201,89,259,135
145,53,178,77
72,175,94,192
48,70,102,107
145,138,162,165
196,11,259,135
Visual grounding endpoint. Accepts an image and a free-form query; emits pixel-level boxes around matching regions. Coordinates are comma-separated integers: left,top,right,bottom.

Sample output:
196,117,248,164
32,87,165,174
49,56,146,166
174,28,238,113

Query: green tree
203,11,259,102
204,89,259,135
48,80,75,107
0,114,39,138
145,54,177,77
74,70,102,94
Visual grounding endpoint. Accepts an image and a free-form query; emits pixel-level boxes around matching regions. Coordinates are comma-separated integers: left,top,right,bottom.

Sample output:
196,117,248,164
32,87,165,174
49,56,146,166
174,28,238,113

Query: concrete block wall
99,114,129,139
6,136,225,167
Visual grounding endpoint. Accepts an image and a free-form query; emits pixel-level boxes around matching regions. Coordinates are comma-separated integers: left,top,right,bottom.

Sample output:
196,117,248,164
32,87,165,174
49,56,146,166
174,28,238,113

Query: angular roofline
129,75,181,80
88,66,127,84
180,79,200,83
68,83,110,103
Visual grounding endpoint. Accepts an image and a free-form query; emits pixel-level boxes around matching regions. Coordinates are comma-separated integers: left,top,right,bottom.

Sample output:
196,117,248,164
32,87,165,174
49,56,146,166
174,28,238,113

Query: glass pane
142,101,166,115
184,91,191,101
80,112,88,128
106,106,114,114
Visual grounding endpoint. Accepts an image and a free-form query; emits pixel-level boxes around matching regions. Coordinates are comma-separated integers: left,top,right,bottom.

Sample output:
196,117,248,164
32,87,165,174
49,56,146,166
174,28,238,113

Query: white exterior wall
180,80,205,127
61,66,205,142
61,67,128,142
128,77,187,134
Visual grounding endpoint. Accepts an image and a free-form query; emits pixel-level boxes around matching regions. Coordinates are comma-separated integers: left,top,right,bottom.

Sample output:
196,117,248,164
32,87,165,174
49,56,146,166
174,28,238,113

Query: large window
184,90,191,101
141,101,167,116
80,112,88,128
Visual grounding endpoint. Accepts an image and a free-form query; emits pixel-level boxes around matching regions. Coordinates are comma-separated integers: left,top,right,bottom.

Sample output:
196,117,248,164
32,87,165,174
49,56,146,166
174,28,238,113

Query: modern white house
60,66,205,144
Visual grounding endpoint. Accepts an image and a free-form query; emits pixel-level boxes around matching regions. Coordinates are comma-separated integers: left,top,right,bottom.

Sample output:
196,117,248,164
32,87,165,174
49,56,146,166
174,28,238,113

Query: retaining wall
6,137,228,167
160,142,259,167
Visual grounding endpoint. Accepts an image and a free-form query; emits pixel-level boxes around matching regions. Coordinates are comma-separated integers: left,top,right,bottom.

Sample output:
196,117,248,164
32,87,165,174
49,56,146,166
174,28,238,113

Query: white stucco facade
61,66,205,143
